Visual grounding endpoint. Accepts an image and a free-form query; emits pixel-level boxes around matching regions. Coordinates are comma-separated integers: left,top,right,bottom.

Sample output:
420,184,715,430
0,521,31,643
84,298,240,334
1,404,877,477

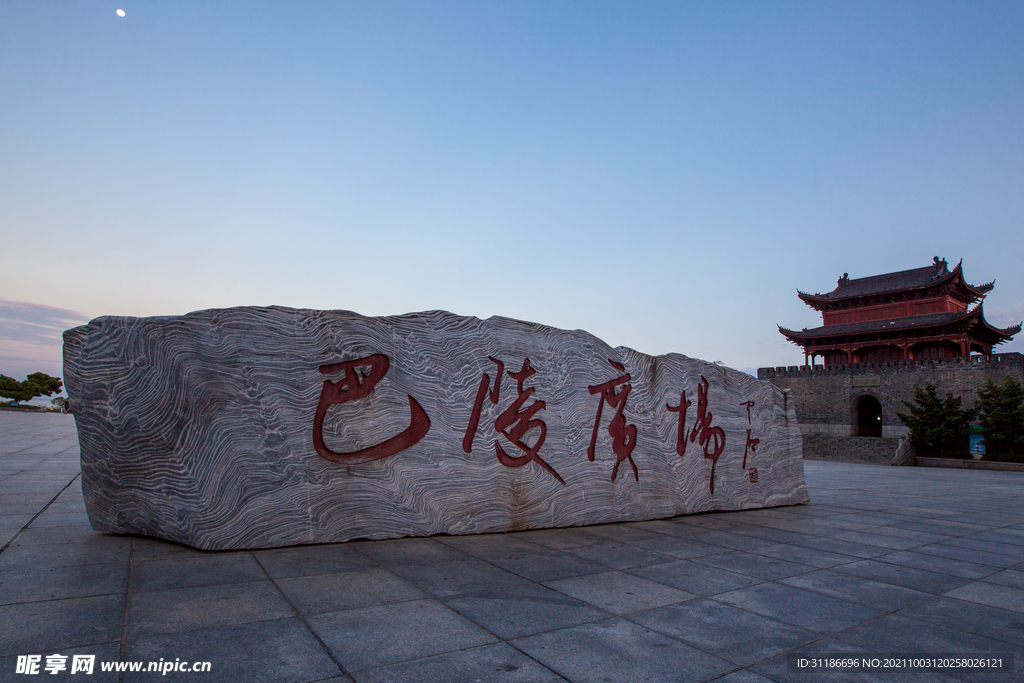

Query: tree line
897,376,1024,462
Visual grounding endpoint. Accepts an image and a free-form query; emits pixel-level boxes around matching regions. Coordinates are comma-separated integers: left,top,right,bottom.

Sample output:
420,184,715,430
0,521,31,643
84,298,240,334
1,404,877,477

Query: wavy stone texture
63,307,808,550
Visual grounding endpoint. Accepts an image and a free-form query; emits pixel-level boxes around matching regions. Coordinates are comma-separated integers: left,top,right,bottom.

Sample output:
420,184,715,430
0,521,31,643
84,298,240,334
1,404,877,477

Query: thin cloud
985,303,1024,329
0,300,89,344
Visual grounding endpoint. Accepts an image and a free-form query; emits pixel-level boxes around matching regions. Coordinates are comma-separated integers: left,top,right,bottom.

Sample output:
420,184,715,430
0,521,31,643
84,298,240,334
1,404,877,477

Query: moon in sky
116,8,125,17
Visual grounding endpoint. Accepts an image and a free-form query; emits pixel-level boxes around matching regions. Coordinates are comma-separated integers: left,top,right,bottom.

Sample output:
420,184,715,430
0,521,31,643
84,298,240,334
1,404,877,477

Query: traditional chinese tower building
779,257,1020,366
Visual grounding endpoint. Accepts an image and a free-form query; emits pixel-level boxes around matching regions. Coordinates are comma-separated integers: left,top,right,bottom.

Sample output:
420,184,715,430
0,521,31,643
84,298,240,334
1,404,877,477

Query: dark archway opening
856,396,883,437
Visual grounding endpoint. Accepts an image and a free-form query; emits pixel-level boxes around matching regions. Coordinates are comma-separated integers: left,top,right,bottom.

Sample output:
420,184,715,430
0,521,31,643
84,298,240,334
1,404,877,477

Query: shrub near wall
896,383,974,458
976,376,1024,463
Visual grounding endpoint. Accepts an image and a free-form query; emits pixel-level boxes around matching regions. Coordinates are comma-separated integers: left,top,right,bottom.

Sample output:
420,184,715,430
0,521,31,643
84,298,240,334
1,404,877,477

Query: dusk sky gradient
2,1,1022,386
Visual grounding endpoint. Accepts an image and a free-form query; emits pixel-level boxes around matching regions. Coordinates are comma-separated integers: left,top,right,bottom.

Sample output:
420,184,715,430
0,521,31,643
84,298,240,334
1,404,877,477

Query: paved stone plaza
2,411,1023,682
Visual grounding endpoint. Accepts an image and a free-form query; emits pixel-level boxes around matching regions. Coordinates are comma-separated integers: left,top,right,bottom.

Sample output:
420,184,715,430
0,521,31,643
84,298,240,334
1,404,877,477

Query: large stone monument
63,307,807,550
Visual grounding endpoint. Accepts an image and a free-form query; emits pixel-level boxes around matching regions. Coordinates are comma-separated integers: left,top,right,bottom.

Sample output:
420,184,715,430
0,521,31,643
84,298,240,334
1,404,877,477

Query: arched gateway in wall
856,395,882,438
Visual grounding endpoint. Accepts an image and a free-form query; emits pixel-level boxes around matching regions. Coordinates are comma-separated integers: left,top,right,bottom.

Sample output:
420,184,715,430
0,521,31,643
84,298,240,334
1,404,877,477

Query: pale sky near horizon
2,1,1023,388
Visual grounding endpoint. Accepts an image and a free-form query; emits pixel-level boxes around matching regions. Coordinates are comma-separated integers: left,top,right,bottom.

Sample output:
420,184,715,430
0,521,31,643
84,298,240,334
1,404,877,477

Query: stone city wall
759,353,1024,462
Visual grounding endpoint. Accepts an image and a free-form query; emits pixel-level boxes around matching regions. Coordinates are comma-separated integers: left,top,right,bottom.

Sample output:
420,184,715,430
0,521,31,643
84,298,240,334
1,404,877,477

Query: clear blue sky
2,1,1022,383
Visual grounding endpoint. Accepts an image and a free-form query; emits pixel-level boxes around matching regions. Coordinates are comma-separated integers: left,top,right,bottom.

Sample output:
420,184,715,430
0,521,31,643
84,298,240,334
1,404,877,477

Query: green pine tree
0,373,63,405
975,376,1024,462
896,383,975,458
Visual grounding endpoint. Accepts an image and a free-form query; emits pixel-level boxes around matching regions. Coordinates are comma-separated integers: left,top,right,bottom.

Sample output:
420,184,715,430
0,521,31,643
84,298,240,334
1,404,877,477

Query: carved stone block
63,307,807,550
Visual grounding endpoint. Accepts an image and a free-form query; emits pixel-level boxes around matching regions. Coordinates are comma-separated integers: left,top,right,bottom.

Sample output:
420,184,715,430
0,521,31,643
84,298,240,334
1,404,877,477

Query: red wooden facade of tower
780,258,1021,366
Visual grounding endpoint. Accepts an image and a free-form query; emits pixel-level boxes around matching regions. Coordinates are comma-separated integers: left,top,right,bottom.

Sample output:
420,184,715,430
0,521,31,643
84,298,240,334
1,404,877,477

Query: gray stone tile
372,556,531,598
777,518,876,533
0,562,128,605
440,534,607,582
543,570,694,615
707,670,776,683
508,527,600,550
128,580,294,637
680,515,745,530
0,536,131,570
748,544,857,569
7,525,104,546
985,528,1024,541
899,521,985,536
779,569,931,611
874,550,998,579
859,526,953,543
563,540,675,570
693,550,814,580
513,617,734,683
124,617,340,683
715,582,882,634
444,583,610,639
0,594,125,657
725,523,817,545
44,498,88,513
896,596,1024,647
629,518,710,539
352,643,565,683
0,641,121,682
254,543,379,579
0,493,59,511
981,569,1024,590
584,523,685,545
839,612,1018,658
944,536,1024,558
836,512,906,526
684,530,776,552
631,597,817,666
907,518,990,532
31,511,93,527
277,567,425,615
791,536,891,559
911,542,1021,568
131,553,266,592
946,581,1024,613
830,559,973,594
832,530,926,551
627,559,764,596
309,599,496,671
0,513,35,546
351,537,473,566
630,535,726,559
129,537,207,562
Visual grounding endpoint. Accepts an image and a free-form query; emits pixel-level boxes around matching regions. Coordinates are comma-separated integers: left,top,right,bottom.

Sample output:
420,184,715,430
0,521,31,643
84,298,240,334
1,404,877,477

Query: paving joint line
118,538,135,683
251,551,357,682
0,472,81,555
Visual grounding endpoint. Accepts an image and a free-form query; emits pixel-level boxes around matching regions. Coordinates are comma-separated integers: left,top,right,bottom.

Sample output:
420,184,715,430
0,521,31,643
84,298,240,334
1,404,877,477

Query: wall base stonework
801,434,900,465
915,457,1024,473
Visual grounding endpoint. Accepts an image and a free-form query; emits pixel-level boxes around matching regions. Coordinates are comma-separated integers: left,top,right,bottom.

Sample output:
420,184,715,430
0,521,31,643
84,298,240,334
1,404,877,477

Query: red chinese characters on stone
588,360,639,482
668,375,725,493
740,400,760,469
313,354,431,465
463,357,565,485
667,390,692,457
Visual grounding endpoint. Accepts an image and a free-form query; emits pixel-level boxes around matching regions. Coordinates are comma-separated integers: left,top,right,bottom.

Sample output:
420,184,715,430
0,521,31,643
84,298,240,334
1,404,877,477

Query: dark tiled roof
815,259,951,300
781,307,1021,342
782,311,964,339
